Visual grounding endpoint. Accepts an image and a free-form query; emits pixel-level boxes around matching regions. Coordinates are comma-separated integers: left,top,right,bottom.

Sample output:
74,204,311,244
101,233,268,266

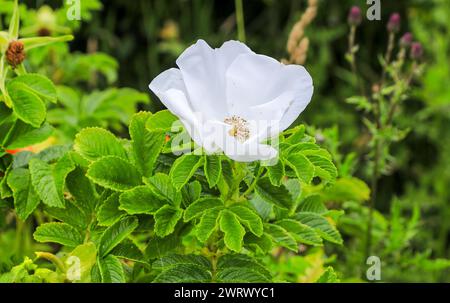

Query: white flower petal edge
149,39,314,162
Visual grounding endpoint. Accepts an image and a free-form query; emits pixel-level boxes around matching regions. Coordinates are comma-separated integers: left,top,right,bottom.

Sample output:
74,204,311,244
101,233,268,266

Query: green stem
365,138,380,260
381,32,396,85
234,0,246,43
242,166,264,198
210,252,218,282
35,252,66,273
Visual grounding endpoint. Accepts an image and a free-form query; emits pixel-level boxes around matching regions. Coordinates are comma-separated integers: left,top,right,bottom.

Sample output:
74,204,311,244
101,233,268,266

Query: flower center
224,115,250,143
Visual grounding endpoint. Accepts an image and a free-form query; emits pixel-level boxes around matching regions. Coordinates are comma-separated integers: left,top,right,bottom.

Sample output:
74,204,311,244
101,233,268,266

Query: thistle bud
387,13,401,33
6,40,26,69
410,42,423,60
399,32,413,48
348,6,362,26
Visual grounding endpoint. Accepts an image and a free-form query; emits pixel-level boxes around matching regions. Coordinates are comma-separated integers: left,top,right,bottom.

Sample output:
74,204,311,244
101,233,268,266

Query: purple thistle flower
410,42,423,60
348,6,362,26
387,13,401,33
400,32,413,48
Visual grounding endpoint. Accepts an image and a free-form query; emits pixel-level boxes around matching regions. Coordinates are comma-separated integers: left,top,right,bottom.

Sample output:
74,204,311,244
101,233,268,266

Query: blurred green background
2,0,449,281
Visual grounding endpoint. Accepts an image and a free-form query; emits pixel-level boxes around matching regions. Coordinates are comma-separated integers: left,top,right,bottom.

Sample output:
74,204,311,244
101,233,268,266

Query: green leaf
98,255,125,283
9,0,19,39
170,154,203,191
219,210,245,252
97,193,126,226
229,205,263,236
145,173,181,206
87,156,142,192
7,168,40,221
29,155,75,208
195,207,221,243
20,35,74,50
264,223,297,252
45,201,89,231
7,82,46,128
130,112,165,177
316,266,340,283
184,198,224,222
3,121,53,150
145,233,181,259
8,74,57,103
110,240,144,263
216,267,270,282
34,223,83,247
323,177,370,202
217,254,271,281
119,186,165,215
255,178,292,210
276,219,322,246
152,254,211,270
284,142,320,155
285,153,315,184
216,255,271,282
295,212,343,244
244,233,273,253
99,216,139,257
153,264,211,282
146,110,178,132
66,166,97,213
204,155,221,188
154,205,183,237
74,128,128,162
181,180,202,207
267,160,285,186
297,194,327,213
306,155,337,183
285,125,306,144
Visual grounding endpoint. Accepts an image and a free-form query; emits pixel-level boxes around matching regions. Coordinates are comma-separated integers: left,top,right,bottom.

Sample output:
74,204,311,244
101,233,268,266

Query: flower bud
410,42,423,60
399,32,413,48
348,6,362,26
387,13,401,33
6,40,26,69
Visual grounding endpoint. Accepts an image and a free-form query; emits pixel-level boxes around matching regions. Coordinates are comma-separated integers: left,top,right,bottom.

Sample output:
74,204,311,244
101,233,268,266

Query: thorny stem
234,0,246,43
347,25,365,96
386,62,418,126
366,136,381,259
381,32,396,85
366,31,398,260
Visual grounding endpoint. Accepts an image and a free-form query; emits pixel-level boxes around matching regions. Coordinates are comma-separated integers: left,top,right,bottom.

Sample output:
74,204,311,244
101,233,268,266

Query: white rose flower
149,39,313,162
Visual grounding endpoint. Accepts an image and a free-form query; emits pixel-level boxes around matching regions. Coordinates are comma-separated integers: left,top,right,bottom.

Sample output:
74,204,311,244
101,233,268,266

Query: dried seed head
399,32,413,48
6,40,26,69
410,42,423,60
387,13,401,33
348,6,362,26
224,115,250,143
293,37,309,65
285,0,318,64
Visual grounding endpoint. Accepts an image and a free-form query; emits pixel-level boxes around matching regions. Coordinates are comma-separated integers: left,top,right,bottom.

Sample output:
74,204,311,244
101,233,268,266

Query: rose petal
226,53,313,131
176,39,252,120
